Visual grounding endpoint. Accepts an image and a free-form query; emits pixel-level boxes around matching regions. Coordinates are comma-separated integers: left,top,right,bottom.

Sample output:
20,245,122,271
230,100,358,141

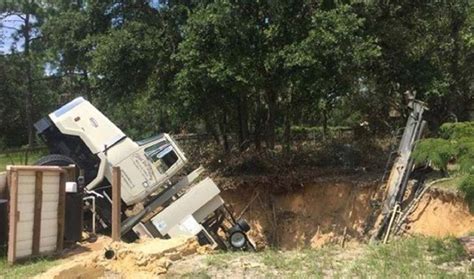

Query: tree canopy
0,0,472,150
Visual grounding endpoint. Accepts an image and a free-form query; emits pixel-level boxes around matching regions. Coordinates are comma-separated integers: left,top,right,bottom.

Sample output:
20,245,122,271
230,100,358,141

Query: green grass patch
179,271,211,279
260,248,327,277
205,251,240,269
197,237,471,278
426,237,467,264
351,236,469,278
431,175,467,192
0,256,60,278
0,151,44,171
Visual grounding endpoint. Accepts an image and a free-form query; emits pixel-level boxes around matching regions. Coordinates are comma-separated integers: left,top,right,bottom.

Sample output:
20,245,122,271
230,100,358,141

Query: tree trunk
265,89,277,150
322,109,328,141
204,115,220,145
220,108,230,153
82,69,92,100
237,92,250,151
23,9,34,147
254,98,265,151
448,8,464,120
283,90,292,155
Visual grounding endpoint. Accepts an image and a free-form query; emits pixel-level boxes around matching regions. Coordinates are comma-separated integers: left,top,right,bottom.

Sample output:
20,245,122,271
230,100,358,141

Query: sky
0,14,25,54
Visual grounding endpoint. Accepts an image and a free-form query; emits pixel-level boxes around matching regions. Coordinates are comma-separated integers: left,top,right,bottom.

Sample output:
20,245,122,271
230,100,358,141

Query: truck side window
145,142,179,173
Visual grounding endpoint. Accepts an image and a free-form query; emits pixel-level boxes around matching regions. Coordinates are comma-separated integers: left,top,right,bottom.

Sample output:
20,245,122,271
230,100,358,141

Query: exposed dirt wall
406,189,474,237
222,172,474,249
222,173,380,250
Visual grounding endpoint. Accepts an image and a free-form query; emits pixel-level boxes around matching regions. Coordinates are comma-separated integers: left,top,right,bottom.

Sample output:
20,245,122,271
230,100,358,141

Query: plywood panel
7,170,18,264
0,172,6,199
16,222,34,240
42,193,59,202
18,182,35,194
7,166,66,264
17,248,33,258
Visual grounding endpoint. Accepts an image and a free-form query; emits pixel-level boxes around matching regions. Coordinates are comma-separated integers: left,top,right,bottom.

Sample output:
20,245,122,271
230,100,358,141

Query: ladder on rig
373,100,428,242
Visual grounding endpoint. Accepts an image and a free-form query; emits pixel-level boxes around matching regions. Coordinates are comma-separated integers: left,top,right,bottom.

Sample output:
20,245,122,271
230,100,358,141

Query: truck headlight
229,230,247,249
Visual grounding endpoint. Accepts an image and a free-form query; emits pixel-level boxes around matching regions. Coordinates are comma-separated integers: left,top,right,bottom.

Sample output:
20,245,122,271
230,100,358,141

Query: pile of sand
36,236,212,279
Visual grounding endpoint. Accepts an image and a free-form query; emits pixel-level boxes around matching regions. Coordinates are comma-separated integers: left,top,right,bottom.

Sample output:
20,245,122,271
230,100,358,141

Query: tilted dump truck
34,97,254,251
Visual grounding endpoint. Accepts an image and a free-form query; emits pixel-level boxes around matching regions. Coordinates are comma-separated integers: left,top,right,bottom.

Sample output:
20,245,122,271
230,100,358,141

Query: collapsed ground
2,167,469,278
2,140,474,277
221,170,474,250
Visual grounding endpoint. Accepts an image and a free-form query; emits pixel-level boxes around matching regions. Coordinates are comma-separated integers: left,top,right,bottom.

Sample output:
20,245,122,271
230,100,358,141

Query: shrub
413,121,474,207
439,122,474,139
459,175,474,211
276,125,352,141
413,122,474,174
455,137,474,173
412,138,455,172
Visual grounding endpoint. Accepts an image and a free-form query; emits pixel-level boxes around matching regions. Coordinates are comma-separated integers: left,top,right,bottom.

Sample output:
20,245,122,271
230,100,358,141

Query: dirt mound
406,189,474,237
223,173,380,250
36,236,211,279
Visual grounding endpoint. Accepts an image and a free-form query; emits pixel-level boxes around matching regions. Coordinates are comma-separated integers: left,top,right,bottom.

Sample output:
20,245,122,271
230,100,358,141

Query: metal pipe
383,204,401,244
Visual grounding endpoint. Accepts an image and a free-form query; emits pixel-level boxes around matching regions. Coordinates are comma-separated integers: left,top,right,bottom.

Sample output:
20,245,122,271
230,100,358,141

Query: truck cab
35,97,255,251
35,97,187,205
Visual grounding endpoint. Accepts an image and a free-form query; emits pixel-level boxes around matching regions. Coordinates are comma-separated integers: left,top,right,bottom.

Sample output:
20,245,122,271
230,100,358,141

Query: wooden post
112,167,121,242
7,170,19,265
56,172,66,252
32,171,43,256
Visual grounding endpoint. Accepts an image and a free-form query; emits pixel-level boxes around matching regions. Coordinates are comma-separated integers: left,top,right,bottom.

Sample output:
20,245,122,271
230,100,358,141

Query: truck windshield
145,142,179,173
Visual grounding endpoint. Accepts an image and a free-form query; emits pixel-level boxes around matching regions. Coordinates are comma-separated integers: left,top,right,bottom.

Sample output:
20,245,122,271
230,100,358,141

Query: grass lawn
0,237,471,278
350,236,470,277
0,255,61,278
0,151,45,172
430,175,468,193
178,236,473,278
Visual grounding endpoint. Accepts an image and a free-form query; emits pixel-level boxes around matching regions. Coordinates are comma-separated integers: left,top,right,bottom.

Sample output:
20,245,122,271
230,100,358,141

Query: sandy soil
35,236,211,279
224,173,474,249
35,172,474,278
406,189,474,237
223,173,380,250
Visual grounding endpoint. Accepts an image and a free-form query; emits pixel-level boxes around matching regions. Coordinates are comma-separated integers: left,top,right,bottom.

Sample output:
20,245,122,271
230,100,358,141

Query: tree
0,54,25,147
1,0,46,146
283,4,380,140
357,1,473,131
41,0,113,101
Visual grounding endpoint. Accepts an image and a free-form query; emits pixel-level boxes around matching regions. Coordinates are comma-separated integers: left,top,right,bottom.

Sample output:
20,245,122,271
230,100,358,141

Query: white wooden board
7,166,66,264
0,172,6,199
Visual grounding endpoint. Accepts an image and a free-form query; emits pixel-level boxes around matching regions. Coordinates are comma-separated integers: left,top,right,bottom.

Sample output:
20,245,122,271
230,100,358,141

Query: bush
412,138,455,172
439,122,474,139
276,125,353,141
455,137,474,173
459,175,474,211
413,121,474,174
413,121,474,207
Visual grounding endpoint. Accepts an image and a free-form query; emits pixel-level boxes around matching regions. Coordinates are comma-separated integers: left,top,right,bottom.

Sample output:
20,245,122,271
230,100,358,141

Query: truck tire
36,154,77,166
